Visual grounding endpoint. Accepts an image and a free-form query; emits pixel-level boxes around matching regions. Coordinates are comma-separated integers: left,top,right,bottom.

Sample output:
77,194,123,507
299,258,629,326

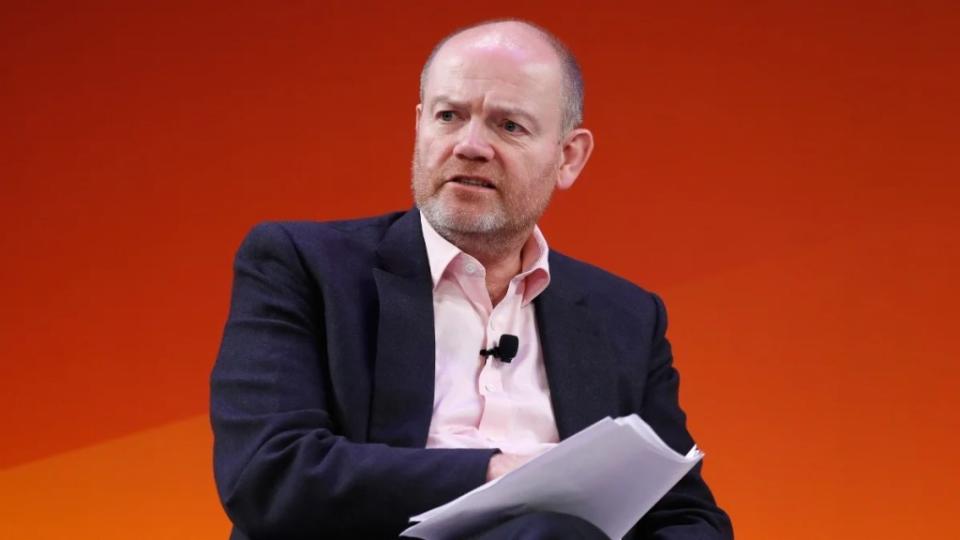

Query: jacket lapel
536,255,619,439
367,209,437,447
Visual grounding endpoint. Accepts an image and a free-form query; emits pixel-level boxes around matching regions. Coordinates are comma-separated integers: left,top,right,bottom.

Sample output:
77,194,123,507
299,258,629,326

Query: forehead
424,26,564,110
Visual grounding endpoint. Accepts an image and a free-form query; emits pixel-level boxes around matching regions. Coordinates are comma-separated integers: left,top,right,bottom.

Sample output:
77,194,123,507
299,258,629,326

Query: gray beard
410,152,511,241
417,194,506,235
413,185,550,263
410,147,555,253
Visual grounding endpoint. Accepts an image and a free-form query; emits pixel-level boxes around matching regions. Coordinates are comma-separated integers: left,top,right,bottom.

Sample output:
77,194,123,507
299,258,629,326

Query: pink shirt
421,214,559,455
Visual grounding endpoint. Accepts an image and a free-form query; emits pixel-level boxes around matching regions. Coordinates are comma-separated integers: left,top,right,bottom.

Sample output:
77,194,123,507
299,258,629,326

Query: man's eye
438,111,456,122
503,120,523,133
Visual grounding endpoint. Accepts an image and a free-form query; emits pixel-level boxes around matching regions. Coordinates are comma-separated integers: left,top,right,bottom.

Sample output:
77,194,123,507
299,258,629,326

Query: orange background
1,1,958,538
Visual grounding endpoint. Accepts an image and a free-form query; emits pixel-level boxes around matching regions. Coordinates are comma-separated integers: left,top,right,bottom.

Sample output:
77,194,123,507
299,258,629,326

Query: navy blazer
211,209,733,539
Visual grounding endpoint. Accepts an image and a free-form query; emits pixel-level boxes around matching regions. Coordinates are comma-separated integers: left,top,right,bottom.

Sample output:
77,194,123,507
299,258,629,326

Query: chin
421,200,507,236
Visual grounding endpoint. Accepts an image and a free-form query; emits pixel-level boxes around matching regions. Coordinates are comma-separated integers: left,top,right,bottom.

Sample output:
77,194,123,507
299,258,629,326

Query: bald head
419,20,584,133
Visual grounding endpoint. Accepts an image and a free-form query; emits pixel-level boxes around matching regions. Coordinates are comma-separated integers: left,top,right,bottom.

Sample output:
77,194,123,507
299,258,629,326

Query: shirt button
465,262,477,275
484,383,496,392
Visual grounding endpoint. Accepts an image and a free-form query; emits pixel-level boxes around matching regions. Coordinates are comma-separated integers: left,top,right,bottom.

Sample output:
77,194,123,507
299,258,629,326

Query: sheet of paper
402,414,703,540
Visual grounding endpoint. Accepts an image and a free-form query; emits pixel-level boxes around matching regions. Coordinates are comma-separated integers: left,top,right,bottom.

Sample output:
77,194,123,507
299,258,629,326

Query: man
211,19,733,539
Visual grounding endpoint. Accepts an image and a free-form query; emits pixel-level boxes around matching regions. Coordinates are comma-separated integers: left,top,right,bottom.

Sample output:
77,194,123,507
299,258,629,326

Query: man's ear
556,128,594,190
415,104,422,135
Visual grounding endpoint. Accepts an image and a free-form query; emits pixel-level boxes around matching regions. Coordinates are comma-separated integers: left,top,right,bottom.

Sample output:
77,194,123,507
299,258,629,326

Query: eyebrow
429,95,542,133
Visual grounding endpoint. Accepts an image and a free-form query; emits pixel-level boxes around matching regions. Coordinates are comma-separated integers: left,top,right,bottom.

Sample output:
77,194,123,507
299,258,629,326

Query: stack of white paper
401,415,702,540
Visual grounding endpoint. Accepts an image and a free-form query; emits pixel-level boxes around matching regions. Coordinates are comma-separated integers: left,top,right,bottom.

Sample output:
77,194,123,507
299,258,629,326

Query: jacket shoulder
548,250,663,320
242,211,407,249
233,211,409,266
231,211,412,288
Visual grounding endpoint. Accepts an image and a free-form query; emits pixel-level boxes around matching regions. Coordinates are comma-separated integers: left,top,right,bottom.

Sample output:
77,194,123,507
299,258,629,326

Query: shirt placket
476,279,523,446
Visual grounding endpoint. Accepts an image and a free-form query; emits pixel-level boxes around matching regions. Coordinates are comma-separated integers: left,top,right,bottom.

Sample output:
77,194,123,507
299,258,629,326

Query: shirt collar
420,213,551,306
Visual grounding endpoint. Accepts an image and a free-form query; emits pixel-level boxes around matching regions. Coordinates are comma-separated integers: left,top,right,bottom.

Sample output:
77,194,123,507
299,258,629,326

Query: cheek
417,132,454,165
516,150,560,186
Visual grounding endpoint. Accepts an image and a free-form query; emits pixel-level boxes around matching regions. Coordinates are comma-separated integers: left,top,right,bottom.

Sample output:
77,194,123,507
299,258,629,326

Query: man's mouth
448,176,496,189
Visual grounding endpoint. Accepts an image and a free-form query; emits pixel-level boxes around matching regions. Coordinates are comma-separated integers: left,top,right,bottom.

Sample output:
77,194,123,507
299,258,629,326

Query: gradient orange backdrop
2,1,958,538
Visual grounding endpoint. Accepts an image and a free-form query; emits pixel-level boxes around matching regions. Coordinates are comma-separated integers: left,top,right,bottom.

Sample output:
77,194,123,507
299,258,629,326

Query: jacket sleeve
210,222,497,539
630,293,734,539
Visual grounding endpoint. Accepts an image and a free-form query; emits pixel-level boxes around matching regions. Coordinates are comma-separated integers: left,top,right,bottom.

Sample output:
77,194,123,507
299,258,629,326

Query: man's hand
486,452,536,482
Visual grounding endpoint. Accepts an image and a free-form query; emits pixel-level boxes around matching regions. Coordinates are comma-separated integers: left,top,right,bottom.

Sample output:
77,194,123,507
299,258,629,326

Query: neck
443,227,532,306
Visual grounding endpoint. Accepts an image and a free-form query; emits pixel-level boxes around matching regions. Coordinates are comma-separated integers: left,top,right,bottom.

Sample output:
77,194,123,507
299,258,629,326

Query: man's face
412,29,567,240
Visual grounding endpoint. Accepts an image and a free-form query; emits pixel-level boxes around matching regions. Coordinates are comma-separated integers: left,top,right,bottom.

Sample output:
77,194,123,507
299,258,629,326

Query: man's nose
453,120,494,161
